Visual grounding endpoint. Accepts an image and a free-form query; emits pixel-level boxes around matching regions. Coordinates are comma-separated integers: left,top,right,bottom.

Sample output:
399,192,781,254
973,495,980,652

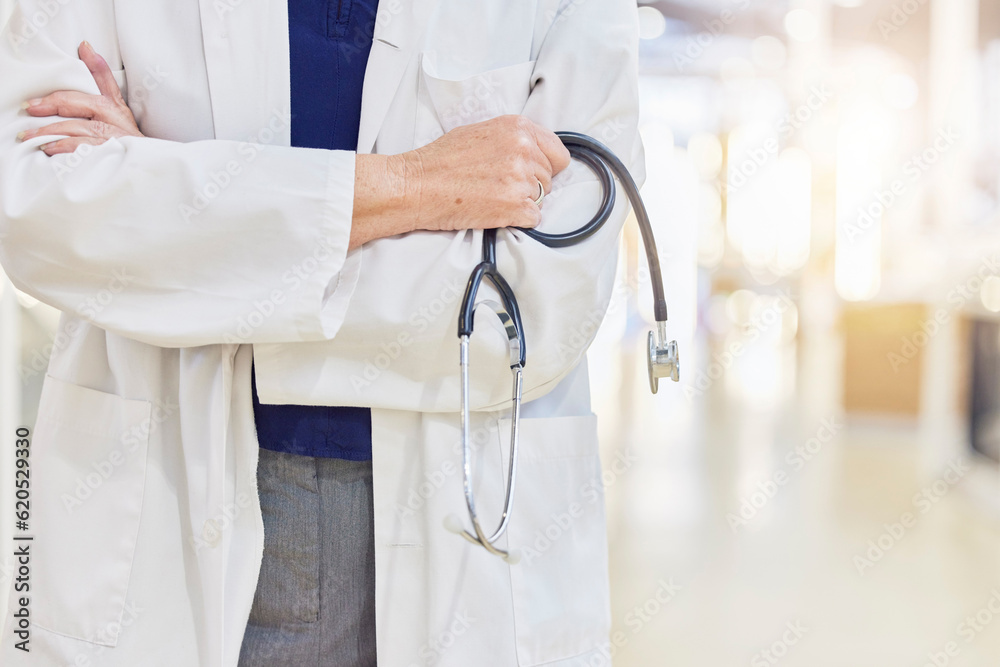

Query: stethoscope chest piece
648,323,681,394
450,131,681,561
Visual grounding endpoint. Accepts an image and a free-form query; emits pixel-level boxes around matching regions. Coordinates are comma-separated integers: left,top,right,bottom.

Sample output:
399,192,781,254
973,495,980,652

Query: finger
20,119,125,143
518,200,542,228
524,175,548,209
533,168,553,194
480,201,540,230
39,136,106,156
24,90,108,121
528,122,572,175
78,41,125,103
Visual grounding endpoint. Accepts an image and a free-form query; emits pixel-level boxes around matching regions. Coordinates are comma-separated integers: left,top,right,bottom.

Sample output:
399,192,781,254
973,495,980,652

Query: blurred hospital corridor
585,0,1000,662
595,319,1000,665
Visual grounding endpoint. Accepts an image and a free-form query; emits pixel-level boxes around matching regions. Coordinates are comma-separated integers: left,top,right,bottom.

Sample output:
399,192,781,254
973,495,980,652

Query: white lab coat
0,0,644,665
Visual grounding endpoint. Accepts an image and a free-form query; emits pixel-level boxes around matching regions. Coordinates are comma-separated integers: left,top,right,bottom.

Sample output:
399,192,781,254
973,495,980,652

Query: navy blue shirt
251,0,380,461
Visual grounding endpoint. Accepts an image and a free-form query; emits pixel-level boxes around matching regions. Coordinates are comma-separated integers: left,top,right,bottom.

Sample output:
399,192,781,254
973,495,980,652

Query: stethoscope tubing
453,131,671,561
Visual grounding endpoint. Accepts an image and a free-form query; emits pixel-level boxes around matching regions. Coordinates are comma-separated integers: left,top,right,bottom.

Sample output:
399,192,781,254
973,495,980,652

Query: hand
351,115,571,249
405,115,571,232
17,41,143,155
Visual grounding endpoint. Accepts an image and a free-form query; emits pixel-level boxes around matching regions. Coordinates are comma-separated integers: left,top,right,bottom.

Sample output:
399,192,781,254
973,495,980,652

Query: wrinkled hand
405,115,572,232
17,41,142,155
351,115,572,248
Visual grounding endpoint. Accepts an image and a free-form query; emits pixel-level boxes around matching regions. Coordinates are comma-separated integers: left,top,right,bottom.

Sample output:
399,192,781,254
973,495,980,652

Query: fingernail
81,40,92,51
38,142,52,152
16,131,27,142
22,99,40,109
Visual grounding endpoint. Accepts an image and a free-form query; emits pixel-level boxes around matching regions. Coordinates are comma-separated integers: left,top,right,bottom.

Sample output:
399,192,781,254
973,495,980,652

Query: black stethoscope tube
450,131,678,562
457,131,668,367
457,250,526,367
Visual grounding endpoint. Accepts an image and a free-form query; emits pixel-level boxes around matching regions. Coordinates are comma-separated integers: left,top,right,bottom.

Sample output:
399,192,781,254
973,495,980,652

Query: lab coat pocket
31,375,151,647
416,55,536,143
503,413,611,665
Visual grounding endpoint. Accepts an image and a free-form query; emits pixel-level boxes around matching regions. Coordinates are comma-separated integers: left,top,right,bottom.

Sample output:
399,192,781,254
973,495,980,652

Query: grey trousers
238,447,378,667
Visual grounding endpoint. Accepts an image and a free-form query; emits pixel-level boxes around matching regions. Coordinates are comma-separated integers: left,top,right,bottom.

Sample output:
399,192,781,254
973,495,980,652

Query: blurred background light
882,72,920,111
784,9,819,42
751,35,788,71
637,5,666,41
983,276,1000,312
688,132,724,180
834,126,883,302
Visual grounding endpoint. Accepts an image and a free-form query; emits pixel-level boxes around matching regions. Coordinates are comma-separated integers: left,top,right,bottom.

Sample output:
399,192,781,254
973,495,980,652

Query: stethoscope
444,132,680,563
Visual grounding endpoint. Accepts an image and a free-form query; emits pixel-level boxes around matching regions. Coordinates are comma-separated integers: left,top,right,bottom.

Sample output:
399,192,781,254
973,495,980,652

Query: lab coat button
202,519,221,548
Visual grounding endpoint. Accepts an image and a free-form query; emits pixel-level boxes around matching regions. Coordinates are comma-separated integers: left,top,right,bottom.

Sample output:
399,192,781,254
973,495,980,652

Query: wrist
351,153,417,248
391,151,421,233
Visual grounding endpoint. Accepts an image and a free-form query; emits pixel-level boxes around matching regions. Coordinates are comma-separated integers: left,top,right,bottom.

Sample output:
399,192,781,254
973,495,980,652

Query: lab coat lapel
198,0,436,152
198,0,292,144
357,0,439,154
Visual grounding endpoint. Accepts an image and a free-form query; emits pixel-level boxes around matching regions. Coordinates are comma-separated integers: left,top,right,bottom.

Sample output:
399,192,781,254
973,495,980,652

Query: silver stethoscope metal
444,132,680,563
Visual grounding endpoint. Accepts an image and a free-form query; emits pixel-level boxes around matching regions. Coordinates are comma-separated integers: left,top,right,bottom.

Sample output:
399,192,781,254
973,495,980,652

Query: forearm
350,153,415,250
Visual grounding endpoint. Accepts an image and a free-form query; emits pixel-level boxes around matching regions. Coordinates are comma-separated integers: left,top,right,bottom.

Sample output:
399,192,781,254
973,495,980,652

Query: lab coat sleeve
0,0,359,348
252,0,644,412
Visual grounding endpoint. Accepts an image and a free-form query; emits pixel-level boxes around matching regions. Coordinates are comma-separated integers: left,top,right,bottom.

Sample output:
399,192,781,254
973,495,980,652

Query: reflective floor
595,329,1000,666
